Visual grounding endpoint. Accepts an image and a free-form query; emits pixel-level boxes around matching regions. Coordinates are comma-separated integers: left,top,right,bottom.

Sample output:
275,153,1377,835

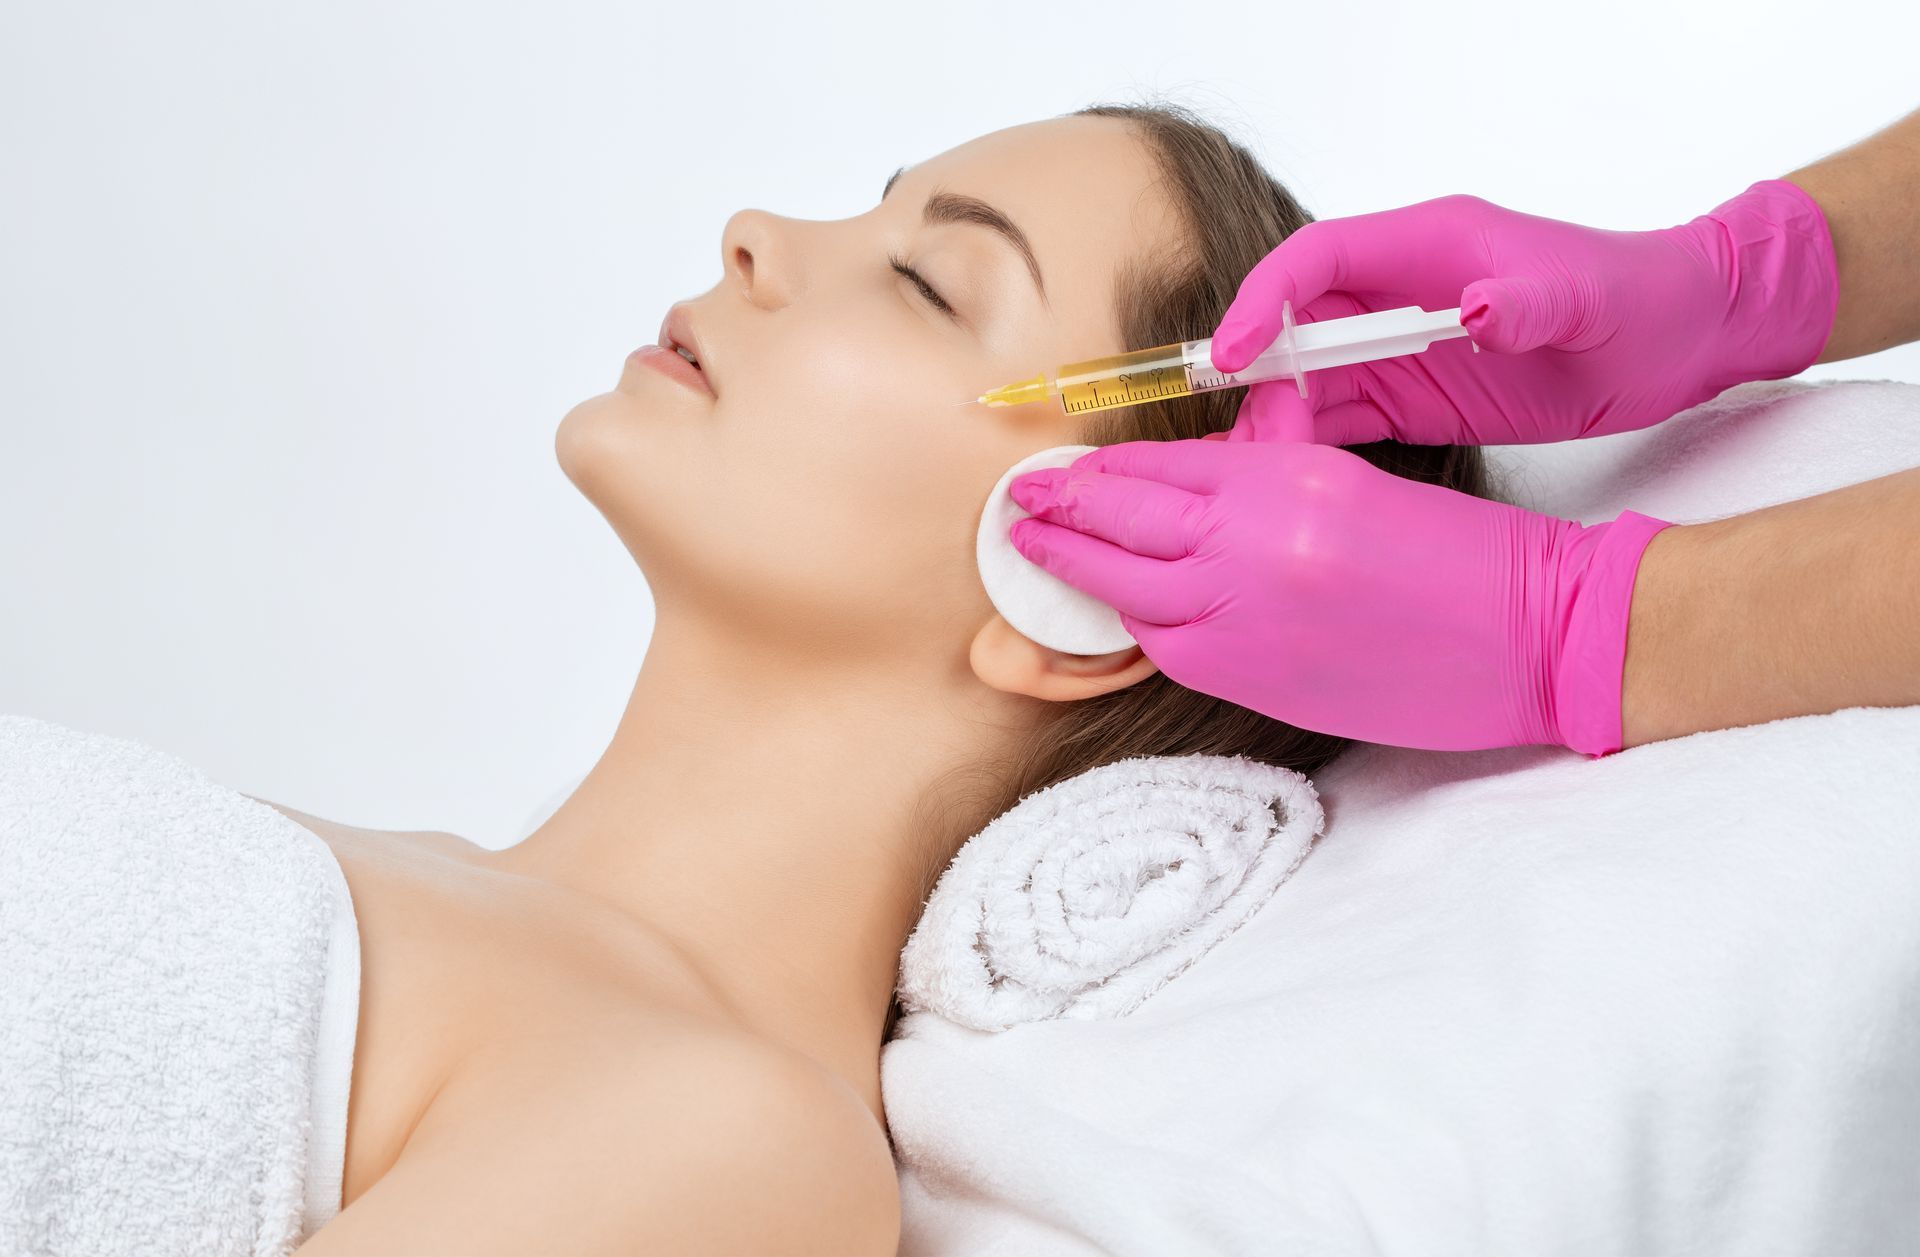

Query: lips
657,304,715,393
628,344,713,396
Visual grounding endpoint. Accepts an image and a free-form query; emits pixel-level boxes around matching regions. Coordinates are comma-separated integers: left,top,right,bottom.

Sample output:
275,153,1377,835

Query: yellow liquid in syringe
980,303,1474,415
980,343,1199,415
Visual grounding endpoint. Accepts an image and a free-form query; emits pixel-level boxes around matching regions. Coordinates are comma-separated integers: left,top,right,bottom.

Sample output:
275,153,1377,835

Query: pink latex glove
1008,398,1674,756
1209,180,1839,445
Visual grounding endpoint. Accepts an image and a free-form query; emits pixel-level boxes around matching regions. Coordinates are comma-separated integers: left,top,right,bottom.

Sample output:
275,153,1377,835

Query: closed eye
887,252,956,318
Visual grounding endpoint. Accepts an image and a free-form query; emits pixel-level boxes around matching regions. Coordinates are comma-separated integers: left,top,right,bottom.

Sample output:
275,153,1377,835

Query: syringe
975,302,1473,414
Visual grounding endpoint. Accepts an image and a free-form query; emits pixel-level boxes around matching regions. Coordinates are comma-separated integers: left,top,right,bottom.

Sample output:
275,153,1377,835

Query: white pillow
884,379,1920,1257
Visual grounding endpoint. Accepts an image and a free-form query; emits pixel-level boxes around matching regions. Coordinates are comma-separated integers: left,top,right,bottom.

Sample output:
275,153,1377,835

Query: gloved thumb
1460,273,1589,354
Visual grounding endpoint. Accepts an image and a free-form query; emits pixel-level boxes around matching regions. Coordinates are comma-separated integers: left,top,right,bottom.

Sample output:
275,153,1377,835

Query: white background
4,0,1914,847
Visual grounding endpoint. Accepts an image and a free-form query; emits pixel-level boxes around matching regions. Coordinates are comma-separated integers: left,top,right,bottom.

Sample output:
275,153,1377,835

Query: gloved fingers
1228,383,1319,443
1071,438,1236,494
1008,517,1199,626
1229,397,1389,445
1209,203,1475,373
1114,613,1178,668
1010,467,1210,561
1225,380,1402,446
1308,398,1399,445
1208,226,1345,374
1460,272,1594,354
1288,359,1365,409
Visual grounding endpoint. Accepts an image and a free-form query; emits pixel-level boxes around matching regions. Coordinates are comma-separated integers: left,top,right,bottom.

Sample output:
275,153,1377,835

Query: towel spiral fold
896,754,1324,1031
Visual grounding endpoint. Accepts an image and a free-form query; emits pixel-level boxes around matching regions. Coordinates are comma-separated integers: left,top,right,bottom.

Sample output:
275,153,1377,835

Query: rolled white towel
896,754,1323,1032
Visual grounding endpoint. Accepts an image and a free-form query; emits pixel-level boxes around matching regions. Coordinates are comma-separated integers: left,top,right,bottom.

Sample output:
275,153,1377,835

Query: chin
555,388,671,494
552,390,678,574
556,391,623,486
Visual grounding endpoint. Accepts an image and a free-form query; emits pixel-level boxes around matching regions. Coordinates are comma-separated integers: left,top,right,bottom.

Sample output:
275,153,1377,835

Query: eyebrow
883,165,1050,309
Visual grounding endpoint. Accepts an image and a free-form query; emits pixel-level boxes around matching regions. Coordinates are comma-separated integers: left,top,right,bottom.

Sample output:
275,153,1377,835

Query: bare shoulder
296,1022,900,1256
241,794,479,860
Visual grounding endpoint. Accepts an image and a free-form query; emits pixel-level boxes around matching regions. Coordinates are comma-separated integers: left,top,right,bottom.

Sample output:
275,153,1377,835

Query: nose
720,208,798,311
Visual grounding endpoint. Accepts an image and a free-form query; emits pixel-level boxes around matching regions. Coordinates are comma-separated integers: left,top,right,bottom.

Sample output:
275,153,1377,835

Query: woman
273,101,1494,1253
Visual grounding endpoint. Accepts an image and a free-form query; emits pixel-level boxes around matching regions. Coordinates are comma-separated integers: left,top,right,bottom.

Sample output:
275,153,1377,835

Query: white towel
882,378,1920,1256
0,713,361,1257
895,754,1323,1031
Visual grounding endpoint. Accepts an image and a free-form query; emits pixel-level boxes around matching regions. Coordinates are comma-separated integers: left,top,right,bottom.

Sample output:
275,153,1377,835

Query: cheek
702,320,1023,637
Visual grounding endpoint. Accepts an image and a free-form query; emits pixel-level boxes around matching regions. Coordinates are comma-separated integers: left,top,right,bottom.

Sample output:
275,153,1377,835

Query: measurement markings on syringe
1060,365,1192,413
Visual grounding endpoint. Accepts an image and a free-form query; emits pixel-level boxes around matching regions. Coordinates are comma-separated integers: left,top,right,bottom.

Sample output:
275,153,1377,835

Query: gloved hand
1008,396,1675,756
1209,180,1839,446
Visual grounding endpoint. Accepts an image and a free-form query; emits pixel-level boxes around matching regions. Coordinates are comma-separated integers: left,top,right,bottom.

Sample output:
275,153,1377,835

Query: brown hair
885,99,1500,1041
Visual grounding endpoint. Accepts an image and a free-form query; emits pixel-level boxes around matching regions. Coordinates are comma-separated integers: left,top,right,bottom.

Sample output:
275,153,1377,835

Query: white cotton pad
976,444,1138,656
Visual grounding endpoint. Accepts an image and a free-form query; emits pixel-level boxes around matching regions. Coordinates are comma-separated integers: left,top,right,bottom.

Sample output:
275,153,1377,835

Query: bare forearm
1619,466,1920,749
1784,106,1920,362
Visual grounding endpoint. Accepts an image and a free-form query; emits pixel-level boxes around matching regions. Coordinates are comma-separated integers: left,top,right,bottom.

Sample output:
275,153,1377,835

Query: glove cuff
1553,509,1676,758
1696,178,1842,389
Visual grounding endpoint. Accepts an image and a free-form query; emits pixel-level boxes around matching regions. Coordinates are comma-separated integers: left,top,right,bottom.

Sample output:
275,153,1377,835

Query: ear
968,613,1161,701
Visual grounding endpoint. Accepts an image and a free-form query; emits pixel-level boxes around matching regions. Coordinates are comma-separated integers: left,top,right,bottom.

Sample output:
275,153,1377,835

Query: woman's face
556,115,1182,678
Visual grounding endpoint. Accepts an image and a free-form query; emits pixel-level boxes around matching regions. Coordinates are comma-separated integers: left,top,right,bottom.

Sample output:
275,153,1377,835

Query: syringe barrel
1185,299,1308,398
1051,344,1194,414
1028,303,1462,416
1054,345,1190,389
1186,303,1466,396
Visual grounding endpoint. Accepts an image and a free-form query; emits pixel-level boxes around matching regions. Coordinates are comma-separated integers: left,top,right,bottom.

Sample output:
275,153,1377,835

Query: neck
490,610,1023,1095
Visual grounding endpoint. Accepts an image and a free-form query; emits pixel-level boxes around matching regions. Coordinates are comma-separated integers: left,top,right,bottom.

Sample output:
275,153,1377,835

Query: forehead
896,115,1184,354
